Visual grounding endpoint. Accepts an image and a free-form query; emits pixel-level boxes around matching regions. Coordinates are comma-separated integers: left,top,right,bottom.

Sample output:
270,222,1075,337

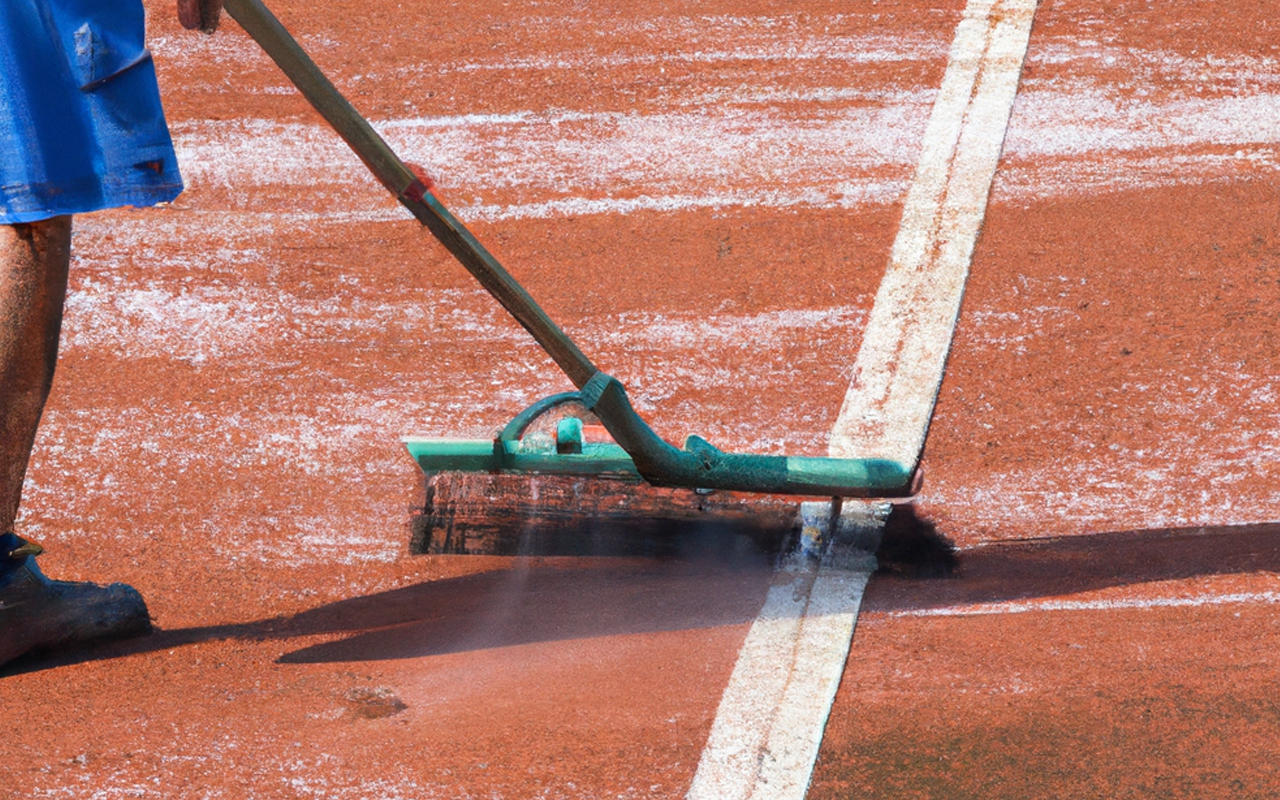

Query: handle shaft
223,0,598,387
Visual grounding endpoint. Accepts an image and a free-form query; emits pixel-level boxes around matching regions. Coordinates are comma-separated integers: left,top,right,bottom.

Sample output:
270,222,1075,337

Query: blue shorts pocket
56,0,152,91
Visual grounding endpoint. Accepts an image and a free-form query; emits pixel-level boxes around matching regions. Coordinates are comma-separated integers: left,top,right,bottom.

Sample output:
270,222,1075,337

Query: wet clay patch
345,686,408,719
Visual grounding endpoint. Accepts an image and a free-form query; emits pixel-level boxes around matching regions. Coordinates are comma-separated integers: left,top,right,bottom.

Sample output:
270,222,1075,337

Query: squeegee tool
223,0,920,505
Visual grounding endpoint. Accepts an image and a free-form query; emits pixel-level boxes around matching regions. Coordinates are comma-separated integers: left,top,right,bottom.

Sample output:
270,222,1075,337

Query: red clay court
2,0,1279,797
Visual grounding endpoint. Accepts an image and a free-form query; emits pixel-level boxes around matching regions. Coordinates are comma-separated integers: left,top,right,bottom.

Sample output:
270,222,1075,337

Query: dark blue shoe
0,533,151,668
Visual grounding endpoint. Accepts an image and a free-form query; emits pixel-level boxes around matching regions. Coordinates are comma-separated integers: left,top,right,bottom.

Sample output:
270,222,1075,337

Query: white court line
688,2,1038,799
891,590,1280,618
829,0,1039,466
686,505,879,800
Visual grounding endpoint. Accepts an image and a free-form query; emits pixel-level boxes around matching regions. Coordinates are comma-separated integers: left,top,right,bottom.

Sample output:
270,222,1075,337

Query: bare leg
0,217,150,667
0,216,70,534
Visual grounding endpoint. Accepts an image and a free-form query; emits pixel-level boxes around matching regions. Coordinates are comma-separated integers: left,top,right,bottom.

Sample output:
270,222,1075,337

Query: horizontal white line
461,186,901,221
887,591,1280,618
434,39,944,74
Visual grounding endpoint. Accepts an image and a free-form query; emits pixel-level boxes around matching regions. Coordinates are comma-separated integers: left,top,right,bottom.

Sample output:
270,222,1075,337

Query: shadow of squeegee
865,521,1280,614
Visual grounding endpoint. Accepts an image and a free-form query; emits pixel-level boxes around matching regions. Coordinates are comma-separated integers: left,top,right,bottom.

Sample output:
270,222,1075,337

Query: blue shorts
0,0,183,224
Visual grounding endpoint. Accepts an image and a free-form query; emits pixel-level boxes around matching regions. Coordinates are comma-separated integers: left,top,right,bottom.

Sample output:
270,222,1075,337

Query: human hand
177,0,223,33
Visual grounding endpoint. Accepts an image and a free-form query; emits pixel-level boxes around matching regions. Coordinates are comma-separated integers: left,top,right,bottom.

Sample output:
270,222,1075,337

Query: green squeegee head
224,0,920,501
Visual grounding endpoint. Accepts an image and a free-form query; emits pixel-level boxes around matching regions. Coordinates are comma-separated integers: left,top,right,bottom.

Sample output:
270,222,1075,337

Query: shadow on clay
864,515,1280,614
2,523,783,673
8,514,1280,673
873,505,960,579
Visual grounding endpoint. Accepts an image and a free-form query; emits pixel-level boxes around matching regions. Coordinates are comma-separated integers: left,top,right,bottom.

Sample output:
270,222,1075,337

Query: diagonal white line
686,504,880,800
746,565,873,798
689,2,1039,799
829,0,1039,467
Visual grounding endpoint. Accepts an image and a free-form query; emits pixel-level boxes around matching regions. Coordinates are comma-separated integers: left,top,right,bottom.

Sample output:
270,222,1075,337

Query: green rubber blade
402,438,915,497
403,438,643,477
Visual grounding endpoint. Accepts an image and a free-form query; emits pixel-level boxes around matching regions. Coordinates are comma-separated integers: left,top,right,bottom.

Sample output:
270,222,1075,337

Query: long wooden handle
221,0,599,388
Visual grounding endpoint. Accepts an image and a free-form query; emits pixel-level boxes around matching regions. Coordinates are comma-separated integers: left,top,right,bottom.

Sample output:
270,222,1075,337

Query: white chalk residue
994,40,1280,198
925,349,1280,540
158,31,1280,225
59,279,500,365
170,100,930,221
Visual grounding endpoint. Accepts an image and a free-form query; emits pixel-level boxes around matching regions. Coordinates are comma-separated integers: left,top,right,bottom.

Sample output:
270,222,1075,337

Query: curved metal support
497,392,585,442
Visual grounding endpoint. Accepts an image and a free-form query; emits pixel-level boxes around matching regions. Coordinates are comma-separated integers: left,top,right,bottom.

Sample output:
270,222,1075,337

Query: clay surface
2,0,1279,796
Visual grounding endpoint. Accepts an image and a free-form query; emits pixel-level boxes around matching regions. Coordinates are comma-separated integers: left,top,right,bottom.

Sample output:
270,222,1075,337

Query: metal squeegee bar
223,0,918,498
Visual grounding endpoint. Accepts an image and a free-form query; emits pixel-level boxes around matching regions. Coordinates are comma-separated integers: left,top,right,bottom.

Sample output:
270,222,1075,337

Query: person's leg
0,217,150,668
0,216,71,533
